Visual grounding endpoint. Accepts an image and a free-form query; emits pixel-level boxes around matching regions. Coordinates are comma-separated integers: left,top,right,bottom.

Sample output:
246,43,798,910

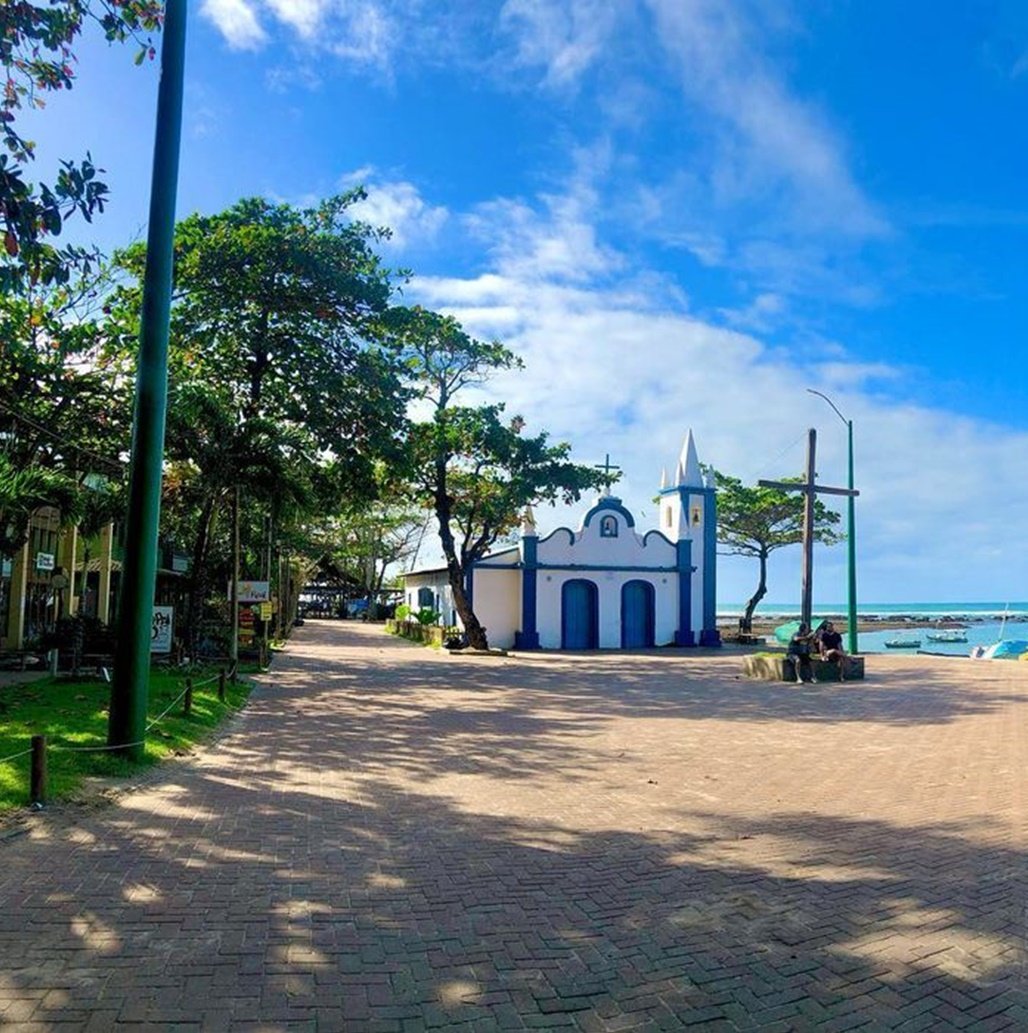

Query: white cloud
644,0,888,240
340,170,449,249
202,0,403,70
499,0,625,87
201,0,268,50
407,180,1028,603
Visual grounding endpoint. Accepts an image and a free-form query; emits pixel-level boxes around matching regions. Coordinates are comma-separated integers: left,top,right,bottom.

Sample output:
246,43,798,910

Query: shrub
395,603,411,621
416,607,439,626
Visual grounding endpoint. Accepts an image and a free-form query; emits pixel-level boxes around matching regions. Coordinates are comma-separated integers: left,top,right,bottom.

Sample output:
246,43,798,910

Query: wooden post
759,429,859,633
218,667,226,702
30,735,47,806
801,429,817,629
183,677,193,716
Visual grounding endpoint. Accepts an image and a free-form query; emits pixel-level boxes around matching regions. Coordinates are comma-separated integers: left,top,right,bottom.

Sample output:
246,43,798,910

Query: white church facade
402,432,721,651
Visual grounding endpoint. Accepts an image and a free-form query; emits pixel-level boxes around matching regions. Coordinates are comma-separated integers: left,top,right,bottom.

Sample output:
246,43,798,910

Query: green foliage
0,0,162,291
711,468,843,558
708,466,843,624
415,606,439,625
0,453,81,558
0,666,253,811
396,306,605,648
395,603,411,621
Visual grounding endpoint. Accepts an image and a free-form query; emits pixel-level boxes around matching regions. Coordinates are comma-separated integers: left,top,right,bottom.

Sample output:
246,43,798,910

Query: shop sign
151,606,174,653
35,552,55,571
233,580,270,603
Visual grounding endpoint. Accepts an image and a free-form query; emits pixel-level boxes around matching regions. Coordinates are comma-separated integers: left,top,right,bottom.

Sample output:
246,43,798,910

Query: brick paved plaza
1,621,1027,1031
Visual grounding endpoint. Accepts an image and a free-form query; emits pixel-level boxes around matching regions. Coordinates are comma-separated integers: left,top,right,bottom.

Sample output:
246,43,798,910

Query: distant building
402,431,721,650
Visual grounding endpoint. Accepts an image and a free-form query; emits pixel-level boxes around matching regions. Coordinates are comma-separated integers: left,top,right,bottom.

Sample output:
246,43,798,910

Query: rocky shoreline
720,613,1028,636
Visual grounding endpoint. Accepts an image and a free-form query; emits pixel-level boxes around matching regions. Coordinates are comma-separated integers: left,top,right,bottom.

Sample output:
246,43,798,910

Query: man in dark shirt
818,621,849,680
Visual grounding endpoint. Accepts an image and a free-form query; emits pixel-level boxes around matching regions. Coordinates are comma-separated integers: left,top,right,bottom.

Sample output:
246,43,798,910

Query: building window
691,506,702,526
665,508,672,528
600,515,618,538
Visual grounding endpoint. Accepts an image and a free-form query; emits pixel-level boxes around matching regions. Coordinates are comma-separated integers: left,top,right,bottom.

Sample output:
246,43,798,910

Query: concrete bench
744,653,865,682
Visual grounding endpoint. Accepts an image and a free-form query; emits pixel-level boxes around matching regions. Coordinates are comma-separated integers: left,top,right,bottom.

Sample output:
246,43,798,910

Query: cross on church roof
594,454,621,496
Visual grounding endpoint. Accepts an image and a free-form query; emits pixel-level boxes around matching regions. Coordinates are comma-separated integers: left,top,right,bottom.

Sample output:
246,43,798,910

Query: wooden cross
758,429,859,629
594,454,621,495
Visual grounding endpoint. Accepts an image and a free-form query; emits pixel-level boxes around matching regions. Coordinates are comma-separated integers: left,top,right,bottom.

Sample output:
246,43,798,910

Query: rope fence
1,662,243,806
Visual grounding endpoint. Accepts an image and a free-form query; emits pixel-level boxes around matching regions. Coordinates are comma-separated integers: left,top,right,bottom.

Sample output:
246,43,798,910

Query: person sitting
818,620,848,679
787,623,814,683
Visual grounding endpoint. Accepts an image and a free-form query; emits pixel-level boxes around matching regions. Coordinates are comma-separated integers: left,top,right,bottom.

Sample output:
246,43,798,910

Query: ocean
718,602,1028,657
718,601,1028,619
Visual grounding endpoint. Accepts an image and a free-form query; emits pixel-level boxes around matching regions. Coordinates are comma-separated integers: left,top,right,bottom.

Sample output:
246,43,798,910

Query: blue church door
621,580,655,648
562,579,599,649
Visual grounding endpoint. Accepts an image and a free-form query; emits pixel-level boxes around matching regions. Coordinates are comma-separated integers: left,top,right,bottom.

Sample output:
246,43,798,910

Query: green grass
0,665,258,811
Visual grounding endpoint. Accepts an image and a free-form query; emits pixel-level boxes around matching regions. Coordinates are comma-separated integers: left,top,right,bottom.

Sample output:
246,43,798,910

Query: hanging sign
35,552,55,571
151,606,174,653
234,580,270,603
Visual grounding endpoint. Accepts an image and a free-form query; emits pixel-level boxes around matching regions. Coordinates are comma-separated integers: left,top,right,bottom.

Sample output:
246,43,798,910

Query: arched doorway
621,579,655,648
562,579,599,649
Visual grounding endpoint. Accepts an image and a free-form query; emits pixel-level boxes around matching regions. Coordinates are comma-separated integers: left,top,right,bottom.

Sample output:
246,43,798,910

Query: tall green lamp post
108,0,188,759
807,389,858,655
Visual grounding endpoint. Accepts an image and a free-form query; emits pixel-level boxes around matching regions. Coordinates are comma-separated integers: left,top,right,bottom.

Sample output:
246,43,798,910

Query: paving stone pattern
1,622,1027,1031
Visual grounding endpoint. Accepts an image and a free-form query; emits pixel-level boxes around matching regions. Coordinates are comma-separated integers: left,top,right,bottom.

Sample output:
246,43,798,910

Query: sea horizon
717,601,1028,619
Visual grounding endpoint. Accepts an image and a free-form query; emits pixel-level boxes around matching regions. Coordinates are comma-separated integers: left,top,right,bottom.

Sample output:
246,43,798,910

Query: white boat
925,630,968,643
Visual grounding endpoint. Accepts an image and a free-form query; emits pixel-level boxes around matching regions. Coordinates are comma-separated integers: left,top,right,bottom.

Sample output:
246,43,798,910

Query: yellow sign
259,602,273,621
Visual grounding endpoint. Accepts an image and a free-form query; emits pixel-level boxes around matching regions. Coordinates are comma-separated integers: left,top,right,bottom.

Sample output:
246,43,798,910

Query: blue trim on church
582,496,636,529
515,534,540,650
675,539,695,646
700,488,721,647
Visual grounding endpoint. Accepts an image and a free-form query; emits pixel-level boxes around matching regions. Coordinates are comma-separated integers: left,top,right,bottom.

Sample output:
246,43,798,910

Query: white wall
471,568,520,649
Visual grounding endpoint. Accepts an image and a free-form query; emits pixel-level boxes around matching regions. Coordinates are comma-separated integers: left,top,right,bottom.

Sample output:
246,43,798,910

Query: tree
1,0,163,291
314,501,427,612
395,306,605,650
111,193,410,644
0,454,81,563
0,278,131,569
710,468,843,630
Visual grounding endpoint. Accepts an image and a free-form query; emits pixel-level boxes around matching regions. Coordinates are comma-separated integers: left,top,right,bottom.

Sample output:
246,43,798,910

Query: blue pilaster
514,535,540,650
675,538,695,646
699,488,721,647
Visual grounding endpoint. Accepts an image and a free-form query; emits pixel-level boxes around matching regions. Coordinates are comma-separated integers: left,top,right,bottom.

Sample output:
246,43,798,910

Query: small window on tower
600,515,618,538
691,506,702,526
665,508,672,528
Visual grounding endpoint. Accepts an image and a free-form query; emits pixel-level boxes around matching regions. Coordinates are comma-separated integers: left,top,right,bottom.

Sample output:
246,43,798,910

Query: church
402,431,721,651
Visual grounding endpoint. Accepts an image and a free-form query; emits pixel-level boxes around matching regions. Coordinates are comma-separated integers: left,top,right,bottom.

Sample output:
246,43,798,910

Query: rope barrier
7,667,237,760
0,746,35,765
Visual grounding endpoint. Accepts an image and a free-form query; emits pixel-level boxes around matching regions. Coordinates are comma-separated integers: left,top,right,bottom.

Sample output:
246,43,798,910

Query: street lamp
807,389,858,655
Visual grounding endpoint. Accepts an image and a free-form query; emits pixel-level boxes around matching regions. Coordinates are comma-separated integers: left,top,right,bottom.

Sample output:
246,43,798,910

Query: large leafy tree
1,0,162,291
395,307,605,650
0,281,131,571
112,193,410,640
710,469,843,630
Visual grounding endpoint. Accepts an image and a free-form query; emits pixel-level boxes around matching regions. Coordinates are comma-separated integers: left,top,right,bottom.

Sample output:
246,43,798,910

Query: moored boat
885,637,921,649
926,630,968,643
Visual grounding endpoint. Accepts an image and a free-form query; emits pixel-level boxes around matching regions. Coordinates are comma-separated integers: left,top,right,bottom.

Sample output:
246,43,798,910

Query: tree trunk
742,550,770,629
447,562,488,650
431,421,489,650
185,494,218,657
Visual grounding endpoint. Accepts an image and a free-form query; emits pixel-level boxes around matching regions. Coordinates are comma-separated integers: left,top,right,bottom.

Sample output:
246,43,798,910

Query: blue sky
24,0,1028,605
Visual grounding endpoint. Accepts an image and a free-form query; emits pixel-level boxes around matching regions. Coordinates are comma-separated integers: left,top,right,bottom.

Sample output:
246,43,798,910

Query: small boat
971,640,1028,660
926,630,968,643
885,637,921,649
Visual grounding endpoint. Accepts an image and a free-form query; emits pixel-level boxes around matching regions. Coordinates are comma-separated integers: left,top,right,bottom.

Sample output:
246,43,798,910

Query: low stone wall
744,653,865,682
386,620,447,648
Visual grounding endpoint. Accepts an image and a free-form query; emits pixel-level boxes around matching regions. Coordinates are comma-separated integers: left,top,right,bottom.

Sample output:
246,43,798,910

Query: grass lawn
0,665,258,812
